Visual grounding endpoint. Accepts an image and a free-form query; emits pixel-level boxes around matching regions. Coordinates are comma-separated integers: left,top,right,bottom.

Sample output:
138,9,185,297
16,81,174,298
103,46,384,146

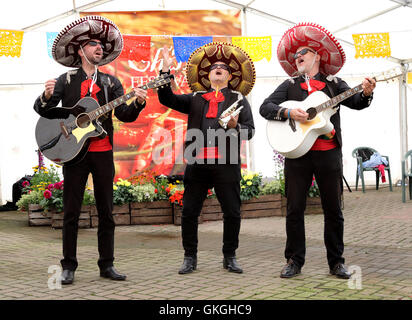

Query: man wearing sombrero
260,23,376,279
34,16,148,284
158,42,255,274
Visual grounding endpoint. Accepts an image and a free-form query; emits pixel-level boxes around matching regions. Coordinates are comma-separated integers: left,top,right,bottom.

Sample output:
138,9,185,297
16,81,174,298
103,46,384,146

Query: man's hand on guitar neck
284,108,309,123
362,77,376,96
133,87,148,105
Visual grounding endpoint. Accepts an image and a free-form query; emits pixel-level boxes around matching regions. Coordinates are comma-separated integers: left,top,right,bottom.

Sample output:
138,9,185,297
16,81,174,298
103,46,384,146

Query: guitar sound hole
76,114,91,128
307,108,317,120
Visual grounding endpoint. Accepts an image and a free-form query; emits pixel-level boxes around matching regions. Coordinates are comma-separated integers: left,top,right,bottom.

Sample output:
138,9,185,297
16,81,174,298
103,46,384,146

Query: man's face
208,61,232,84
294,46,318,73
79,39,104,65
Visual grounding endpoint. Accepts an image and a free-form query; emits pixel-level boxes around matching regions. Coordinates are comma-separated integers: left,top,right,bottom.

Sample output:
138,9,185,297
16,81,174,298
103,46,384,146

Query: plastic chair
352,147,393,193
401,150,412,202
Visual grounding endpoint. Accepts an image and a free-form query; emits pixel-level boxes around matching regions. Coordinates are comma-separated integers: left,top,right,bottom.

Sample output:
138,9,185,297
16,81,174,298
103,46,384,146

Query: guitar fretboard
315,84,363,113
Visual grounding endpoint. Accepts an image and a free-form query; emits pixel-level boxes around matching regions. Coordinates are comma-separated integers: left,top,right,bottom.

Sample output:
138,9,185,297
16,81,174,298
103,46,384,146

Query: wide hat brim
52,15,123,68
277,22,346,77
186,42,256,96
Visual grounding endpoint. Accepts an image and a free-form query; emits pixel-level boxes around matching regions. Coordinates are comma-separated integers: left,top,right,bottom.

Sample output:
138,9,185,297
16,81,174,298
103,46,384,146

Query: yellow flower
241,186,246,189
247,181,253,186
124,181,131,187
56,165,61,168
176,180,180,184
34,169,38,173
113,186,118,190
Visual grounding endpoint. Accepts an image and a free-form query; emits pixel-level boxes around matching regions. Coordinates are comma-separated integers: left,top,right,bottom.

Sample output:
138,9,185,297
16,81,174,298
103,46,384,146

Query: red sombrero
52,15,123,68
277,22,346,76
186,42,256,96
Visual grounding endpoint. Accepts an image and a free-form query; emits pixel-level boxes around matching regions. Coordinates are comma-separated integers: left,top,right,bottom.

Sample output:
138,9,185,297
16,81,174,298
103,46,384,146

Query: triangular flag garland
352,33,391,58
0,29,24,57
232,36,272,62
46,32,58,58
119,35,151,61
408,72,412,85
173,36,213,63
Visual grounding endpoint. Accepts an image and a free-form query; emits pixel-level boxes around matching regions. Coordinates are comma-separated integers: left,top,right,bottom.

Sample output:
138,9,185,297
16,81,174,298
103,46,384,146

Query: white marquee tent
0,0,411,203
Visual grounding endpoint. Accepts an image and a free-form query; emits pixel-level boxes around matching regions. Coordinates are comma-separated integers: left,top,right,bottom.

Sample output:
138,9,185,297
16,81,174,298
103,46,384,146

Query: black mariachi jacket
259,73,373,148
33,67,145,148
157,72,255,165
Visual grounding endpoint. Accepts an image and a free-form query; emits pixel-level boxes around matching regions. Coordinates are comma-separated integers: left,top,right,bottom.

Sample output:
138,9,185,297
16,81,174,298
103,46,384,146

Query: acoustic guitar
35,73,174,165
266,69,402,159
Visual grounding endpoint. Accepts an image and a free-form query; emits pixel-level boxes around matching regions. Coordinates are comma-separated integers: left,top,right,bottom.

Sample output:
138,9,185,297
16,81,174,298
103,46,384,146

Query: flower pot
241,194,282,218
130,200,173,225
28,204,51,226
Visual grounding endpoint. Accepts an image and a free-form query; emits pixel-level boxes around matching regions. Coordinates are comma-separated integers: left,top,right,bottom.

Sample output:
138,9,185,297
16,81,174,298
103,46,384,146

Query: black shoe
330,263,351,279
280,259,301,278
178,256,197,274
100,266,127,280
223,256,243,273
60,269,75,285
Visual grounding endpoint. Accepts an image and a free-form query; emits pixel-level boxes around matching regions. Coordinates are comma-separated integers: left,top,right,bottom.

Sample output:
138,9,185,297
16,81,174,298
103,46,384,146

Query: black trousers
182,164,241,258
284,148,344,269
61,151,115,271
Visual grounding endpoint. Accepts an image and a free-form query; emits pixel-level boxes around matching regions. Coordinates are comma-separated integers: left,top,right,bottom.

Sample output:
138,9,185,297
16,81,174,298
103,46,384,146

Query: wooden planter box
173,204,203,226
201,198,223,221
241,194,282,218
130,200,173,225
91,204,130,227
52,205,91,229
281,196,322,216
28,204,51,226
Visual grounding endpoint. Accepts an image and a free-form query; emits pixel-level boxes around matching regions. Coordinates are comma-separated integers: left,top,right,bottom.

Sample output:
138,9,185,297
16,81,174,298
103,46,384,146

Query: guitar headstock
143,74,175,90
374,66,404,83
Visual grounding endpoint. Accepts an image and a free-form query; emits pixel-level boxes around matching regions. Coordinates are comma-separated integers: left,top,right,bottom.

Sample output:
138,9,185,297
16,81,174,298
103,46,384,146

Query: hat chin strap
298,52,318,92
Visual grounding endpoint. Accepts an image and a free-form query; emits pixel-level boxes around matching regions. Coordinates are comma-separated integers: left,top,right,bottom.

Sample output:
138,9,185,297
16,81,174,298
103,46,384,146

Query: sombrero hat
186,42,256,96
52,15,123,68
277,22,346,76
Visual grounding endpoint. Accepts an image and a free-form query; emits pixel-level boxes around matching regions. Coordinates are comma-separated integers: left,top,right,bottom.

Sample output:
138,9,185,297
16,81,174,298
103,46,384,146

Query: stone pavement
0,187,411,300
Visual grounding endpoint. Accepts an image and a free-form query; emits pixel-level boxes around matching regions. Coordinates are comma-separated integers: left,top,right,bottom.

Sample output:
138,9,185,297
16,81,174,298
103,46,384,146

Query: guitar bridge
60,122,69,138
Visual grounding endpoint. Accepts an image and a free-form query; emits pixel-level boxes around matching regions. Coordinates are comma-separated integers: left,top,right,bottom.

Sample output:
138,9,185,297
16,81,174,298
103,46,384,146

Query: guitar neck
316,83,364,113
87,83,151,121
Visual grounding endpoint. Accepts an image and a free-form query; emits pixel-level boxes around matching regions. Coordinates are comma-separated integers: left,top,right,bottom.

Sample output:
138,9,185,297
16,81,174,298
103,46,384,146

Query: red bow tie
300,79,325,95
202,91,225,118
81,79,101,101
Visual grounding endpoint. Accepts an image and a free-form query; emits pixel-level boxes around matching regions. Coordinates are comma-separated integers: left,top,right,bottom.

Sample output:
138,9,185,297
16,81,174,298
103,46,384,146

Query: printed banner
173,36,213,62
232,36,272,62
0,29,24,57
120,35,151,61
82,11,242,180
352,33,391,58
46,32,58,58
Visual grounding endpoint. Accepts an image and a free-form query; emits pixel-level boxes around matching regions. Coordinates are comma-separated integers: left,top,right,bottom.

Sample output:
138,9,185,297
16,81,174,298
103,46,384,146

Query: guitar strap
99,74,111,122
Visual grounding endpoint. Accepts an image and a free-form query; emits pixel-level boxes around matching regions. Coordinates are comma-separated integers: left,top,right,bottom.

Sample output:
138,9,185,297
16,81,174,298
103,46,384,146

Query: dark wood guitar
35,74,174,165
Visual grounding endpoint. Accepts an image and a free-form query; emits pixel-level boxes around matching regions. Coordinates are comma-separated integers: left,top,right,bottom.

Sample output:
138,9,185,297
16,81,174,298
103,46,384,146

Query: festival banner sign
82,10,242,181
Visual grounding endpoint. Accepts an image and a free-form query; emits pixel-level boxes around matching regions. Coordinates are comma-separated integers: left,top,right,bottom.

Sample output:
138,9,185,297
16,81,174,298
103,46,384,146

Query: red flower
47,184,54,190
165,187,171,193
22,181,30,187
154,189,158,193
43,190,52,199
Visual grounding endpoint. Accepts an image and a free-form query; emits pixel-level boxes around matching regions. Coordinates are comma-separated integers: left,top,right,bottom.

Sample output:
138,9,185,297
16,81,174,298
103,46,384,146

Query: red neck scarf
80,78,101,101
202,91,225,118
300,79,325,95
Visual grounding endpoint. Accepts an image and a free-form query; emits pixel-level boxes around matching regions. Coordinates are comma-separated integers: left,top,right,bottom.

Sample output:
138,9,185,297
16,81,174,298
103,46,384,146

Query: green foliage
240,171,263,201
16,190,44,211
83,190,95,205
308,178,321,198
113,179,134,206
261,177,285,196
130,184,157,203
153,175,171,200
28,164,62,192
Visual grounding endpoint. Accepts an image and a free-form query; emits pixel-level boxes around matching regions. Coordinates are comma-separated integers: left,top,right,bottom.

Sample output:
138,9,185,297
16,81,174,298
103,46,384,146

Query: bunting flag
0,29,24,57
119,35,151,61
232,36,272,62
352,33,391,58
46,32,58,58
408,72,412,84
173,36,213,63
